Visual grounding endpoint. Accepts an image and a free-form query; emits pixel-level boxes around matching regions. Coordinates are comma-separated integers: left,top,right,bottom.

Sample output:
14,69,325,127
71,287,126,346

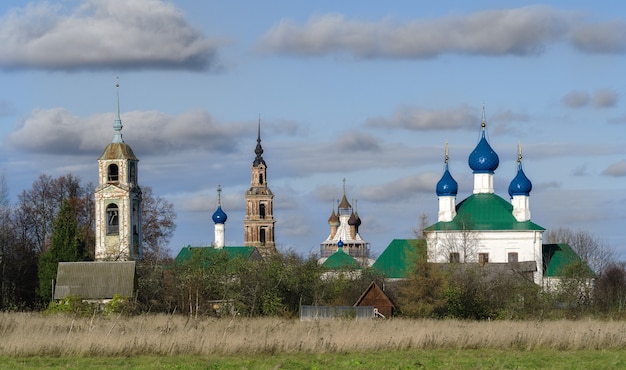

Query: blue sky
0,0,625,258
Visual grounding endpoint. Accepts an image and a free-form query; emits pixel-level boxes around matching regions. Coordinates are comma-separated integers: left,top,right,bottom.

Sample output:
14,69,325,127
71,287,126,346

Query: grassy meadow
1,313,625,368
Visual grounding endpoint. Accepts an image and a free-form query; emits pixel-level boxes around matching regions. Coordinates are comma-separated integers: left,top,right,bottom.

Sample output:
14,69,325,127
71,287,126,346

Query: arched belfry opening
108,164,119,182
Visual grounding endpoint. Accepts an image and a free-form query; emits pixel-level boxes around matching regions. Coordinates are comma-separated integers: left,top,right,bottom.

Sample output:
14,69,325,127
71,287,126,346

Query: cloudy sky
1,0,625,259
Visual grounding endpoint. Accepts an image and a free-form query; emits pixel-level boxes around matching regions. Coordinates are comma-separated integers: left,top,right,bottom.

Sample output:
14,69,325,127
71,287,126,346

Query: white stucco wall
426,229,544,284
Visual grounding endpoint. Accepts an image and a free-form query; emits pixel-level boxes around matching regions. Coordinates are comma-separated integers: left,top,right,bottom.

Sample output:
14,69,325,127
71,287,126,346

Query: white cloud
366,105,477,131
5,108,249,155
336,131,382,152
359,173,439,202
0,0,220,70
562,91,589,108
571,20,626,53
593,89,619,108
602,160,626,177
562,89,619,109
259,6,570,58
259,6,626,59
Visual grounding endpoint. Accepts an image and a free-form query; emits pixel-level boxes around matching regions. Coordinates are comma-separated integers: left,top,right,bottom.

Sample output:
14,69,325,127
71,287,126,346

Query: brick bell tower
243,119,276,257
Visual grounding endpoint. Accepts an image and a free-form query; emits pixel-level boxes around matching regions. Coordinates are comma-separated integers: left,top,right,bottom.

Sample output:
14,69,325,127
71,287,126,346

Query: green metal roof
54,261,136,300
322,248,361,270
542,243,590,277
371,239,426,279
424,193,545,231
174,246,260,265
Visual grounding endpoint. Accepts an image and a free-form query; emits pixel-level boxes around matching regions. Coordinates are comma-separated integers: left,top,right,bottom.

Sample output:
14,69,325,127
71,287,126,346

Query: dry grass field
1,312,626,358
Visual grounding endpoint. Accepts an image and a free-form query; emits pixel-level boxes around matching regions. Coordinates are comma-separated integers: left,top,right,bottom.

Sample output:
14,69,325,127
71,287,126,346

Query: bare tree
141,186,177,263
0,173,40,309
16,174,93,255
414,213,430,239
544,228,615,274
438,215,481,263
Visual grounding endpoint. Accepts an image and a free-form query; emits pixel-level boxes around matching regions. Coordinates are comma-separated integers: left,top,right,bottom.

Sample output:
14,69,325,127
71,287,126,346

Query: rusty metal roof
98,142,138,160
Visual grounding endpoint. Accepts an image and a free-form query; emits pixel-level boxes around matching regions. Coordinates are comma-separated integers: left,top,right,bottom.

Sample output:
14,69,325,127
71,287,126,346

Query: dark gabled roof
54,261,136,300
353,281,395,309
425,193,545,232
542,243,591,277
371,239,426,279
322,248,361,270
174,246,261,265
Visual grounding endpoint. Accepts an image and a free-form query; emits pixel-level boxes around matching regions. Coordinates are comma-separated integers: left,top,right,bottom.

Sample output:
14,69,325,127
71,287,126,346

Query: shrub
44,296,96,316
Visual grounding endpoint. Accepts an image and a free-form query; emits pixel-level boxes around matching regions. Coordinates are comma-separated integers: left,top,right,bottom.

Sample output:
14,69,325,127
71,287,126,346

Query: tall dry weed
1,312,625,356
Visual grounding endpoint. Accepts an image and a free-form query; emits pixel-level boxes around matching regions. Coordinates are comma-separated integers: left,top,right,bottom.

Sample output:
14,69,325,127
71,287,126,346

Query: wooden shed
353,281,395,318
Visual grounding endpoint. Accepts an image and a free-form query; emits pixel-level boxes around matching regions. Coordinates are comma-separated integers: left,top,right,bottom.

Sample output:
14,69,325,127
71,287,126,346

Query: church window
106,203,119,235
508,252,518,263
108,164,119,182
260,228,266,244
479,253,489,265
449,252,460,263
260,204,266,219
259,174,264,184
129,162,136,184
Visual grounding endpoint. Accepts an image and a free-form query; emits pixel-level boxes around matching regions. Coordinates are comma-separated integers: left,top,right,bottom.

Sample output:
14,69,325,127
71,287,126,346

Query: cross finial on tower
217,184,222,205
342,177,346,195
517,142,523,164
481,102,486,130
112,76,124,143
253,116,266,166
444,140,449,164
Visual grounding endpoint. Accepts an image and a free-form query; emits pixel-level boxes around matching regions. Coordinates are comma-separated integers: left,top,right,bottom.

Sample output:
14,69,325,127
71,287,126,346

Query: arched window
106,203,119,235
259,203,266,219
259,173,264,184
260,228,266,244
108,164,119,182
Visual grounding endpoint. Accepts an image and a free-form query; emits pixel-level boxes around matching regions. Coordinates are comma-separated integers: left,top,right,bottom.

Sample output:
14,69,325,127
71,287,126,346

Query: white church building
424,111,546,285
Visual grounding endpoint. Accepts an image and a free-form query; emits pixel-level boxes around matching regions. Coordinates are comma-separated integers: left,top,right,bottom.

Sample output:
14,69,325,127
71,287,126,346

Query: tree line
0,173,176,309
2,173,625,320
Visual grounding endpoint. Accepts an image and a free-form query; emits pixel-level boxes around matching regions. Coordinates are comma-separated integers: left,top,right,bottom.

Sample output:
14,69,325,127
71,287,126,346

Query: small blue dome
508,163,532,197
436,163,458,196
468,130,499,173
212,205,228,224
338,239,344,248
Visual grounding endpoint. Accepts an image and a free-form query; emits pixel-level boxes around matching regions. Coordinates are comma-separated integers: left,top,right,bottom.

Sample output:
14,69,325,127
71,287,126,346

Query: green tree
396,260,449,318
594,263,626,315
551,260,595,318
38,199,88,303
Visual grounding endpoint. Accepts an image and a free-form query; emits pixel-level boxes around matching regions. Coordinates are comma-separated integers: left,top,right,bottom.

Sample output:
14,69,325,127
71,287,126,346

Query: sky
0,0,625,259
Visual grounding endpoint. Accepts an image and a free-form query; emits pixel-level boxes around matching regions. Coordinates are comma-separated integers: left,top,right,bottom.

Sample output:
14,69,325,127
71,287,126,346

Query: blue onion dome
338,239,344,249
436,163,458,196
468,123,499,173
212,205,227,224
508,162,532,197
